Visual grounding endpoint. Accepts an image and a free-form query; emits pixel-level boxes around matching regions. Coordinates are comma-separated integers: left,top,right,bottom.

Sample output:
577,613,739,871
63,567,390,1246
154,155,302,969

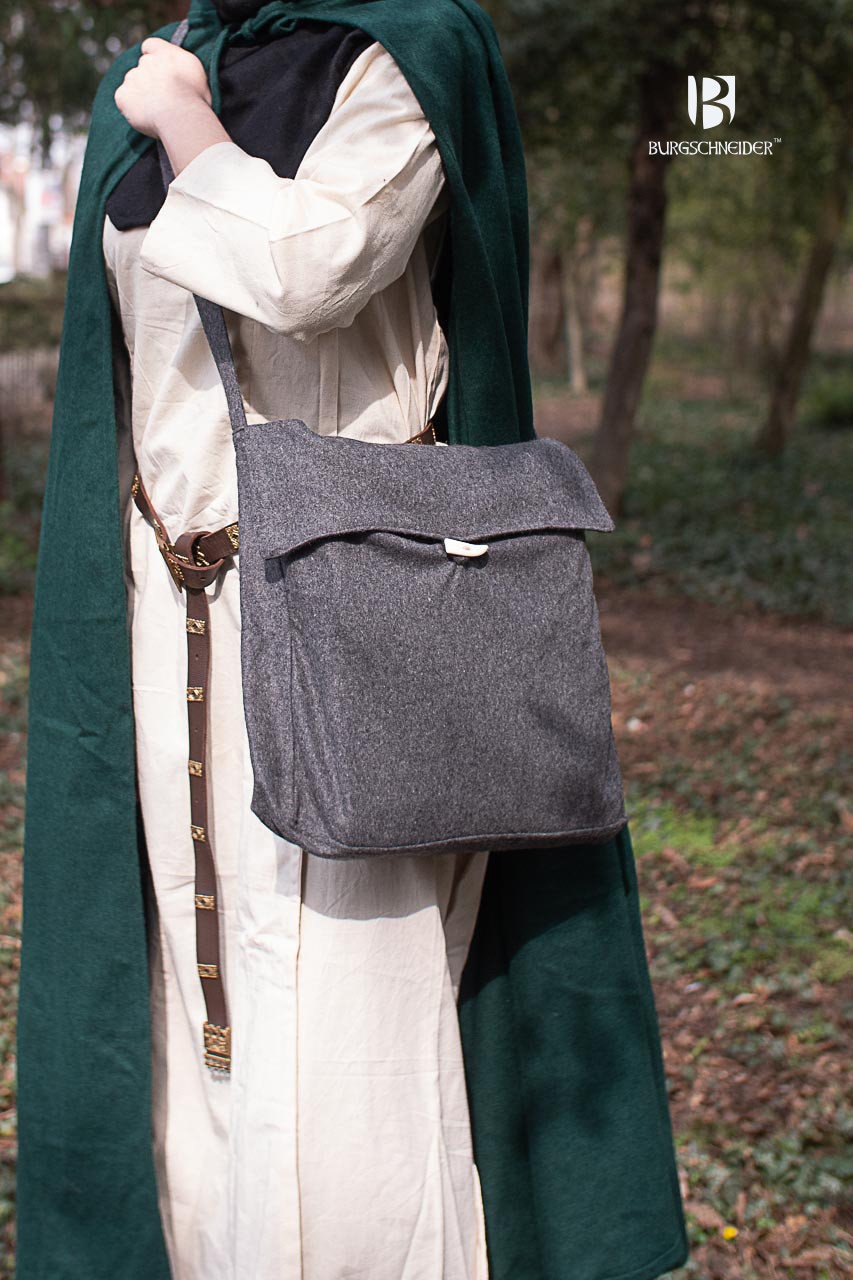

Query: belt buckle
153,521,185,591
407,421,437,445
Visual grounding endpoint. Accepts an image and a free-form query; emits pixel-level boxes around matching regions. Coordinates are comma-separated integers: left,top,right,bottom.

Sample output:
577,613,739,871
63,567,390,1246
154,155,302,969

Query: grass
0,275,66,353
586,399,853,626
606,630,851,1279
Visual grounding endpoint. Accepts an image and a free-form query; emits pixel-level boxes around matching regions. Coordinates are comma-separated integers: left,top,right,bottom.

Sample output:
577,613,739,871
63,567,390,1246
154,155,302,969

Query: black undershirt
106,21,374,230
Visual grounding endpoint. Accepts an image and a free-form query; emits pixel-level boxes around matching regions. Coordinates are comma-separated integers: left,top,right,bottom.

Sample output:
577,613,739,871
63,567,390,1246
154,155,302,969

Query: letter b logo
687,76,736,129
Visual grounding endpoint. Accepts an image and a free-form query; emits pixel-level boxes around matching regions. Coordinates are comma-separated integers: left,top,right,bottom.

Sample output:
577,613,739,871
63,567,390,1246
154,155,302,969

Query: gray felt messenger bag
237,418,628,859
154,66,625,862
183,273,627,861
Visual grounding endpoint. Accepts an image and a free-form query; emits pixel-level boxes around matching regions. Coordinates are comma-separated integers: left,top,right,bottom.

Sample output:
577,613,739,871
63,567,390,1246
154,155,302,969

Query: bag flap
236,418,615,560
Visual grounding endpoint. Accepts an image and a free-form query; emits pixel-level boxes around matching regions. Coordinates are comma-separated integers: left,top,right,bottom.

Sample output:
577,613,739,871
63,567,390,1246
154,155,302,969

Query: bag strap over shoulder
155,20,249,434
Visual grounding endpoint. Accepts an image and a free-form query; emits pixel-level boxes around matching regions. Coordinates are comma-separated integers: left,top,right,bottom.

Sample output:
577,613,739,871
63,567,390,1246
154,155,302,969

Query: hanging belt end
203,1021,232,1074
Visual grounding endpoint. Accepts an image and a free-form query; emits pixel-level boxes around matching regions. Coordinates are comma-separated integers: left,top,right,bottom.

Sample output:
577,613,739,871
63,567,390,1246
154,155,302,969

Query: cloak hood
213,0,268,19
18,3,689,1278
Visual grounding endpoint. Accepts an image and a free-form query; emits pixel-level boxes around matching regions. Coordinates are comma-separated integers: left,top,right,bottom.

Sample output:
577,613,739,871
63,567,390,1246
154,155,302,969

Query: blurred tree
2,0,849,475
665,2,853,453
528,203,602,390
487,2,628,395
758,122,852,455
753,0,853,456
487,0,724,514
0,2,176,152
488,0,853,503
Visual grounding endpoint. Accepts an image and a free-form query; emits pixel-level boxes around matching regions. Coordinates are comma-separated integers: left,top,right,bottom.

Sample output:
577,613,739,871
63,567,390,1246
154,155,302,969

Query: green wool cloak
18,1,690,1277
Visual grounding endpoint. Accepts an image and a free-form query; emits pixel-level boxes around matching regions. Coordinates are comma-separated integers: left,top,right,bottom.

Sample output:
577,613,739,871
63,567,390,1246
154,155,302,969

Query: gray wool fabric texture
185,247,628,859
236,418,628,859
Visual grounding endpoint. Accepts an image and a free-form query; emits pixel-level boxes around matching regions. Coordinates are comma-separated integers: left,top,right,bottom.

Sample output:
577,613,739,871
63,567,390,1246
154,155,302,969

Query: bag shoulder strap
154,19,248,434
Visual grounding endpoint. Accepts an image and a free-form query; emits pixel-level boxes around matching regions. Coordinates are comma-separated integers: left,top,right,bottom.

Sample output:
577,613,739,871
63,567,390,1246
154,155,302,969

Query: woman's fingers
139,37,211,100
115,38,211,136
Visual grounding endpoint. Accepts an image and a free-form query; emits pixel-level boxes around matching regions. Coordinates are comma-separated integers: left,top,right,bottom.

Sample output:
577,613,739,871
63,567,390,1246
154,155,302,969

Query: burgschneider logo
649,75,780,156
687,75,735,129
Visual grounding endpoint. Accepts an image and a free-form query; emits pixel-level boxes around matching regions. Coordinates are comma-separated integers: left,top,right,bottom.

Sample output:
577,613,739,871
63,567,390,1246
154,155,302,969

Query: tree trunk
756,123,853,457
573,215,600,371
590,69,679,515
0,406,6,504
10,183,26,276
563,253,588,393
528,238,566,379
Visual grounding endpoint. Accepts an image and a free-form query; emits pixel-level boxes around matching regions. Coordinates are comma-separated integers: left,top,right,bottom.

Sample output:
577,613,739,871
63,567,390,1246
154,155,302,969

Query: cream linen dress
103,37,490,1280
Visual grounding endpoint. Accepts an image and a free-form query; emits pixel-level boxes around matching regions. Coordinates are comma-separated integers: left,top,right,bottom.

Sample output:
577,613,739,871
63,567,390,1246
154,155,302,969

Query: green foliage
0,275,66,352
489,0,853,453
616,622,849,1274
630,799,734,868
0,511,38,599
0,433,48,597
580,382,853,624
487,0,853,247
803,364,853,431
0,2,174,143
622,655,849,991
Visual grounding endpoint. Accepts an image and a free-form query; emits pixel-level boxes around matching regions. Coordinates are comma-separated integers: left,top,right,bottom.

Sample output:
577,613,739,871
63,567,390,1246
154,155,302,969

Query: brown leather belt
131,418,437,1076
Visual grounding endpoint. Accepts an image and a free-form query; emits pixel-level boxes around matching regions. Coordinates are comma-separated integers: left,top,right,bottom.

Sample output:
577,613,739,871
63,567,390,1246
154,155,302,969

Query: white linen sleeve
138,39,448,342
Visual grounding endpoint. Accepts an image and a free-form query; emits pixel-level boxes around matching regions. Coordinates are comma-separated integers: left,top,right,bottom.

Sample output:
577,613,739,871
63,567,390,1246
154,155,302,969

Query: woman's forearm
115,36,231,172
156,99,232,177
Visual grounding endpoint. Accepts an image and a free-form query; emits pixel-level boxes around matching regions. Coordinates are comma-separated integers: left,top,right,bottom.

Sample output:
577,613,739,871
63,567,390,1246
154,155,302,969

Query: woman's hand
114,36,231,177
115,37,211,138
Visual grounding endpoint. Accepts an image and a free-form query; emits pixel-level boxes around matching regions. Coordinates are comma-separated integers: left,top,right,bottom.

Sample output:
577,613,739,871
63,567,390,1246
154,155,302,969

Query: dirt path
599,584,853,706
8,585,850,692
0,598,32,645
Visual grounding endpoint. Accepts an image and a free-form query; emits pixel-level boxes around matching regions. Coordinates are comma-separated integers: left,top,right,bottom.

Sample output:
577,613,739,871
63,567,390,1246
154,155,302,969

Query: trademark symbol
775,137,782,143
